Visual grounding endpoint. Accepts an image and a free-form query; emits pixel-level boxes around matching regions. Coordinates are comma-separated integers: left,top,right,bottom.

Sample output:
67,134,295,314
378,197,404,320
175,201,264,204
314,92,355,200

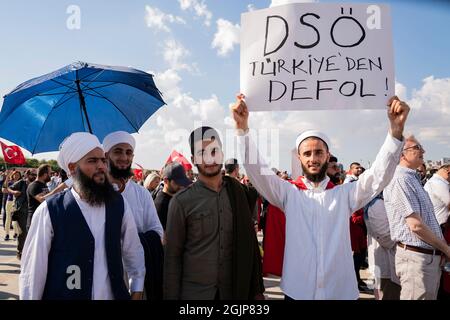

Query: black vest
42,190,130,300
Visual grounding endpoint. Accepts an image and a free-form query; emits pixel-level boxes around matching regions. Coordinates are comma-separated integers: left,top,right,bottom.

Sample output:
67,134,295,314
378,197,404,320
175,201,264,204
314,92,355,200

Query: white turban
295,130,331,151
102,131,136,153
57,132,103,173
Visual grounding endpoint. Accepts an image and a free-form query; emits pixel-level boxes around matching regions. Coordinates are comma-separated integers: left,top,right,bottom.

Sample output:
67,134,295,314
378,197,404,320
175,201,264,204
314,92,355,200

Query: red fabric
165,150,192,171
443,225,450,293
0,142,25,165
262,204,285,276
350,209,367,253
262,176,335,276
133,169,143,181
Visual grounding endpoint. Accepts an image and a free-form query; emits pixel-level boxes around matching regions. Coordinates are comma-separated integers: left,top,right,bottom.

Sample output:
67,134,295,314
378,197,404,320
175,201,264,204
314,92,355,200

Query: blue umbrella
0,61,165,154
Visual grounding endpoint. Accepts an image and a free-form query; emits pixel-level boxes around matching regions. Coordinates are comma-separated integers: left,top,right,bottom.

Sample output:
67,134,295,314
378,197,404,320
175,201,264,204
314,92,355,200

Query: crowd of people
0,94,449,300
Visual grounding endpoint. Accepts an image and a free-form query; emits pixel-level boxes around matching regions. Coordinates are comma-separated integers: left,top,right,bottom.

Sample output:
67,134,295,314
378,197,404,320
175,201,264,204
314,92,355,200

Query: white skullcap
57,132,103,173
295,130,331,151
102,131,136,153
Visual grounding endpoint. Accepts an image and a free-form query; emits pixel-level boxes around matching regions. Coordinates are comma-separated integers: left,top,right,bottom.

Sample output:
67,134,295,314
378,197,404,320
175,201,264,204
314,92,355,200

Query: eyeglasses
403,144,424,152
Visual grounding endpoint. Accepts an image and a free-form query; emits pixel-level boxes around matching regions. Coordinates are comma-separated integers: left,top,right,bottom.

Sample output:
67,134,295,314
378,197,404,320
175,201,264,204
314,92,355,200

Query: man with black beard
164,126,264,300
232,94,410,300
327,155,342,185
19,132,145,300
103,131,163,300
102,131,163,238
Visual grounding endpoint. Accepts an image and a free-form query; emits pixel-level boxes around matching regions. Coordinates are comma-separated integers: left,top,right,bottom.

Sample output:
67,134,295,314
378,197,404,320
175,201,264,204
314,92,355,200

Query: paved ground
0,226,20,300
0,228,373,300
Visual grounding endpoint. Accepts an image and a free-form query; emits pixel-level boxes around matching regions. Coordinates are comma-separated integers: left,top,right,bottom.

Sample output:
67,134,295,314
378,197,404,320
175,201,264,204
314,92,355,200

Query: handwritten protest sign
240,3,394,111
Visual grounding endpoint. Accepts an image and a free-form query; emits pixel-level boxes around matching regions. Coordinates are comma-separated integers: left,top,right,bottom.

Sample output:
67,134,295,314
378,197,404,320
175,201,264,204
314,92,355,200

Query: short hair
225,158,239,174
329,156,338,163
349,162,360,169
37,164,50,177
439,164,450,170
189,126,222,156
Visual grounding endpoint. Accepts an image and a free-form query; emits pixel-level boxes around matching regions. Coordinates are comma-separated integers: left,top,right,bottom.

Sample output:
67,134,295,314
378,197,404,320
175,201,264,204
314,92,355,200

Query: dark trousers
353,250,367,284
16,210,28,255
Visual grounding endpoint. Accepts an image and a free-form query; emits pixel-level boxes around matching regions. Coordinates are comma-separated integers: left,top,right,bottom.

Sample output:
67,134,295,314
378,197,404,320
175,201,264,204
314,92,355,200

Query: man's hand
231,93,249,132
131,291,143,300
387,96,410,141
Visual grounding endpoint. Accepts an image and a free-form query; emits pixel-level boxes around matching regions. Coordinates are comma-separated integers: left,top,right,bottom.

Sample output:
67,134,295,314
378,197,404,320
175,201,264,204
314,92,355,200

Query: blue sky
0,0,449,171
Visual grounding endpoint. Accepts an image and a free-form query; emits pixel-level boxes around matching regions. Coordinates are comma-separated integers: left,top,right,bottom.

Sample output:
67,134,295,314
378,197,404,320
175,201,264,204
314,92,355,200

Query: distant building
442,157,450,165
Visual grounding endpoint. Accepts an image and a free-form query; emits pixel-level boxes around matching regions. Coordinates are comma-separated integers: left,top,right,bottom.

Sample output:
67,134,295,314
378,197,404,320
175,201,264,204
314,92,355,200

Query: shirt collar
397,165,421,181
196,177,227,193
301,175,331,192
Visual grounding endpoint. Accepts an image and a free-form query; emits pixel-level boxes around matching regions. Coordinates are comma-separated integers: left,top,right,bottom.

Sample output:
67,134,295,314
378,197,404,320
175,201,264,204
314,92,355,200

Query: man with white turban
19,132,145,300
231,94,410,300
102,131,163,238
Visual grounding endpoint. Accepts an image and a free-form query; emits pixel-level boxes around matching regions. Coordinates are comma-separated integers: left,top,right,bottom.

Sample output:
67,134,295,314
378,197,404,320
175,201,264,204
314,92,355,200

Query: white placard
240,3,394,111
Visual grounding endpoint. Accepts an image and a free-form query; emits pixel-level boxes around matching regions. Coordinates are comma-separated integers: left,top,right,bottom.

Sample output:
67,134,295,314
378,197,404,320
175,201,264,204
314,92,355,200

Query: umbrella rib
83,91,106,99
36,90,78,97
80,82,117,92
52,92,79,109
50,79,77,91
87,87,140,132
79,69,103,82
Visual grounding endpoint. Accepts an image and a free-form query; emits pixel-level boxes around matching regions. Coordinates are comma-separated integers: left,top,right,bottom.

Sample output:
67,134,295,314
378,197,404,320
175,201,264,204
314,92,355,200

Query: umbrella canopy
0,61,165,154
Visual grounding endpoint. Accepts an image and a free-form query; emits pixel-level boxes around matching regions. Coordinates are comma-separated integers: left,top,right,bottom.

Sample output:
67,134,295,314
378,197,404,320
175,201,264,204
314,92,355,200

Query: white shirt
237,133,403,300
121,180,163,236
366,199,399,288
19,188,145,300
424,173,450,225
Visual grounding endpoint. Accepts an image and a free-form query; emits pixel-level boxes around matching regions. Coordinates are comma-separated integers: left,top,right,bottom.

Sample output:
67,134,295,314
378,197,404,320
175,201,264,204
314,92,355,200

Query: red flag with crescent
0,142,26,165
165,150,192,171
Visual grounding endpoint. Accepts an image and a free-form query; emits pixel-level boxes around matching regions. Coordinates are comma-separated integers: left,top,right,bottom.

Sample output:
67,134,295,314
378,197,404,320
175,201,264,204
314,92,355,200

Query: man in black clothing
9,169,37,259
26,164,50,230
154,162,191,230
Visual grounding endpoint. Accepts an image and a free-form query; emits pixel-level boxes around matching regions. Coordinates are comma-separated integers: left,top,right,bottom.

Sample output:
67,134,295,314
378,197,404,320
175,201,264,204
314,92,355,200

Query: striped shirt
384,165,444,249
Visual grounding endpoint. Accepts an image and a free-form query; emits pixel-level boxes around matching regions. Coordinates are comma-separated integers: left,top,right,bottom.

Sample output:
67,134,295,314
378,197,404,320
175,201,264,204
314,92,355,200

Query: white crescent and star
4,147,18,160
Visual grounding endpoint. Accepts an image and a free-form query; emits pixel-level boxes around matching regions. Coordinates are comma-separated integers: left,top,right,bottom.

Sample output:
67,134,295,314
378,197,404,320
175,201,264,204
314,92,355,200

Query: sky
0,0,449,172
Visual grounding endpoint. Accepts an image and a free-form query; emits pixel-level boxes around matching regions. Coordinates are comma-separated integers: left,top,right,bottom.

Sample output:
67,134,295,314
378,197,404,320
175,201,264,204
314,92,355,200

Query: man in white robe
19,132,145,300
231,94,410,299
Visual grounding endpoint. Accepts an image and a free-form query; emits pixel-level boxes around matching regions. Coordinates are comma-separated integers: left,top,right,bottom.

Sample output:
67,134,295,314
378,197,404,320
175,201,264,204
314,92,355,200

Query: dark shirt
164,179,233,300
27,181,49,216
10,179,28,211
154,191,172,230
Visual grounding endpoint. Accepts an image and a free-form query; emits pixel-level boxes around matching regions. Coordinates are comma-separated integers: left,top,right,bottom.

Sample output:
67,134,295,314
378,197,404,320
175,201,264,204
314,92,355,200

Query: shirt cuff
385,133,405,151
129,277,145,293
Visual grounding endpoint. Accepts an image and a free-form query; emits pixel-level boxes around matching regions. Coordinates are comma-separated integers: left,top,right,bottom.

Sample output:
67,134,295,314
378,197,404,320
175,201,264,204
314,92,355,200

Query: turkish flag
133,163,144,181
165,150,192,171
0,142,26,165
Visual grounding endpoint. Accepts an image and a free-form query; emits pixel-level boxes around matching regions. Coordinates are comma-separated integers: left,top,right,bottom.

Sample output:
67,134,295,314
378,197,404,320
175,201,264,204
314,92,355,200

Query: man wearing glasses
384,136,450,299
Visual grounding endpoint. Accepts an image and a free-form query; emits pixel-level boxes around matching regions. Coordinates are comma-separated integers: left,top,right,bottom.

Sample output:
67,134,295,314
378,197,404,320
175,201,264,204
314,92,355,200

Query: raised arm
351,96,409,212
232,94,292,210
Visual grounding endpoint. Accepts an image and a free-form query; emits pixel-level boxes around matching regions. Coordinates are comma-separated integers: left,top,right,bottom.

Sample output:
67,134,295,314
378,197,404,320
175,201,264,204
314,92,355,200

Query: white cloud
270,0,317,7
162,39,190,70
247,4,256,12
144,5,185,32
178,0,212,26
211,19,240,57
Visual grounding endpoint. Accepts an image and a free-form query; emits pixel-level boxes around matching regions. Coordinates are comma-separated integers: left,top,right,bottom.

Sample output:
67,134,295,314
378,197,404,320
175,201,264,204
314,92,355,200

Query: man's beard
301,161,328,183
196,163,223,178
72,167,116,207
109,161,133,180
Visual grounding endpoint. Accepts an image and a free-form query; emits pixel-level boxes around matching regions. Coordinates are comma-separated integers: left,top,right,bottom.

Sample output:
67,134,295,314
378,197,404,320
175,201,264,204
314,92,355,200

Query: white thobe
121,180,163,236
424,174,450,225
237,133,403,299
19,189,145,300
